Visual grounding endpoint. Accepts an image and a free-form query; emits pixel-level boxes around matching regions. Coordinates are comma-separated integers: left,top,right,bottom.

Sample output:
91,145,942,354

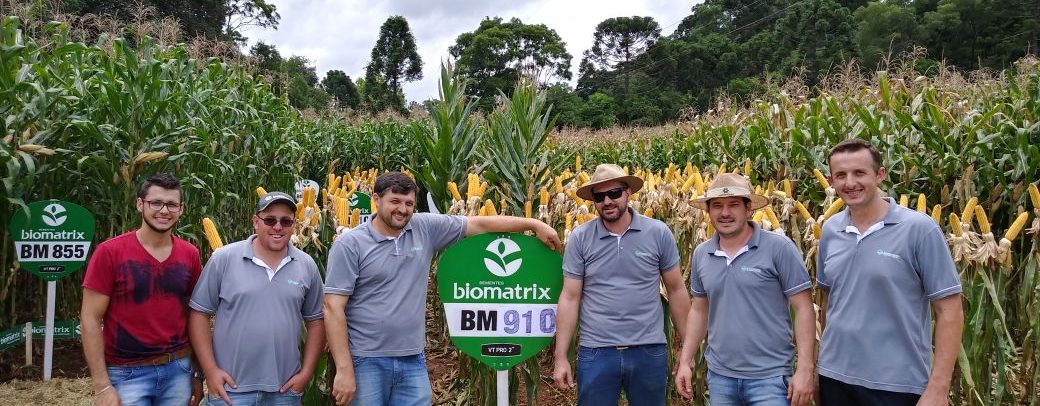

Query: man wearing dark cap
552,164,691,406
189,192,326,405
676,173,816,406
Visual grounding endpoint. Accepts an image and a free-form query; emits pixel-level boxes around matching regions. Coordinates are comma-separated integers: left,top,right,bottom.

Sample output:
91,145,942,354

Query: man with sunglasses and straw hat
189,191,326,405
552,164,691,406
675,173,816,406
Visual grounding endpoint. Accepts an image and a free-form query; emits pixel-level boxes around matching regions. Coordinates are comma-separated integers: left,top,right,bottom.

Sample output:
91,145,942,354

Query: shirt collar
365,217,414,242
840,196,904,229
595,208,644,239
241,234,300,261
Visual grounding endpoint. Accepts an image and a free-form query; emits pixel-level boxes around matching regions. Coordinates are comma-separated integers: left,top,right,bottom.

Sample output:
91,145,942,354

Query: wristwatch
192,370,204,380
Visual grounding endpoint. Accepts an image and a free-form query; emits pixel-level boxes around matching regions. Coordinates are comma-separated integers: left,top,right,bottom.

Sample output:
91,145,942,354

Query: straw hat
576,164,644,201
692,173,769,210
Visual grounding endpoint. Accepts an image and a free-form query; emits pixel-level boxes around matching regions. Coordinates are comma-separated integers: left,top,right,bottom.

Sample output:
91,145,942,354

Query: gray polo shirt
817,198,961,394
690,222,811,379
325,213,466,357
563,209,680,347
189,236,324,393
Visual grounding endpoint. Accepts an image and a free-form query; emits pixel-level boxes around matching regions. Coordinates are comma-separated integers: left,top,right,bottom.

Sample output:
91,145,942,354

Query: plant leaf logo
42,203,67,227
349,193,359,207
484,237,522,277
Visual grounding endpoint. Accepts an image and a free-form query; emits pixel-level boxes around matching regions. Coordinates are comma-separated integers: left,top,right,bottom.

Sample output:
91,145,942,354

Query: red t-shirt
82,231,202,364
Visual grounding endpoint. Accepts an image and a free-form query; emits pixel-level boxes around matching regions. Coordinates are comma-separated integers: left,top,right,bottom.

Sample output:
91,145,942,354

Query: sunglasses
258,216,295,228
592,187,626,203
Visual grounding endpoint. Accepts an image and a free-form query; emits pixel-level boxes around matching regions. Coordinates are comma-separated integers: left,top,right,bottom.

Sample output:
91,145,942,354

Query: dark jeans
819,374,920,406
576,344,668,406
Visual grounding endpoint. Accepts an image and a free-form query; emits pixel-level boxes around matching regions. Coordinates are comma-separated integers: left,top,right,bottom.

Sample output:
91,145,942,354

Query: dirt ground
0,339,575,405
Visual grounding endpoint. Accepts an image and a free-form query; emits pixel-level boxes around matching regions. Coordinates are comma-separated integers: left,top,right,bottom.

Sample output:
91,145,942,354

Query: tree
854,2,920,69
580,92,617,129
364,16,422,113
920,0,1039,70
222,0,279,43
322,70,360,110
770,0,856,84
450,17,572,110
583,16,661,100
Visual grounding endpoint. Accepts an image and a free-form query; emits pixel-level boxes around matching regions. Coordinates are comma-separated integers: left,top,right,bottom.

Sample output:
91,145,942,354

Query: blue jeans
206,390,303,406
107,355,192,405
576,344,668,406
350,353,431,406
707,370,791,406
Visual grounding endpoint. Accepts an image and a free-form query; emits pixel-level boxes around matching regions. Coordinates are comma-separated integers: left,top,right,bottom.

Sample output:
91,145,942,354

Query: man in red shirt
81,173,204,405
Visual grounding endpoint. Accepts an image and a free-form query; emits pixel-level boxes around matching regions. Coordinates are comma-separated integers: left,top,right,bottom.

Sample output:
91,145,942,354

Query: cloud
242,1,700,103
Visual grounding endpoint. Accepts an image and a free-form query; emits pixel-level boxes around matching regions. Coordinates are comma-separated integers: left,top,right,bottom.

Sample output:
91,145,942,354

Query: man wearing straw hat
674,173,816,406
817,139,962,405
552,163,691,406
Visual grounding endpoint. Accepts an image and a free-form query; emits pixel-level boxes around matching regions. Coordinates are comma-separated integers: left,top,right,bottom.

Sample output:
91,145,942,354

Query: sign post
437,233,563,406
10,200,95,380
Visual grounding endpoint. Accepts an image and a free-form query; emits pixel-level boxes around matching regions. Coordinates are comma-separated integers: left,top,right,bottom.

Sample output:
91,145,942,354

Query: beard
599,204,625,223
142,215,176,233
378,209,411,230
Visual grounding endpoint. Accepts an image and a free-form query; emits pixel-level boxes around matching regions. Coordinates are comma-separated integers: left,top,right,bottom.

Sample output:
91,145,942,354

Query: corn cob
201,218,223,251
794,201,812,221
783,179,793,197
931,205,942,224
539,187,550,206
899,194,909,207
813,169,830,189
764,206,781,229
524,201,532,218
1029,183,1040,209
743,159,752,176
823,199,846,220
717,163,727,175
1004,212,1029,242
916,194,927,213
256,187,267,197
961,197,978,227
974,205,991,234
448,182,462,201
644,208,654,218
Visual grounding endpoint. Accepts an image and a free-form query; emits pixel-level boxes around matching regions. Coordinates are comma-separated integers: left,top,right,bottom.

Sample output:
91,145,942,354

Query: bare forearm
80,315,110,390
793,303,816,369
678,299,708,366
322,301,354,373
928,297,964,391
188,311,219,373
553,296,580,360
667,288,691,342
300,320,326,374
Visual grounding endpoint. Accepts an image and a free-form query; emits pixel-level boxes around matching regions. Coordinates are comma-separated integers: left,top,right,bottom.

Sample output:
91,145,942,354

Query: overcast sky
241,1,699,103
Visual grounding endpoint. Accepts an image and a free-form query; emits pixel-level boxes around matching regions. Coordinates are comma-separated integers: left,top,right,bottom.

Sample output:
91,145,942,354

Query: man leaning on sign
552,164,691,406
322,172,561,406
81,173,205,406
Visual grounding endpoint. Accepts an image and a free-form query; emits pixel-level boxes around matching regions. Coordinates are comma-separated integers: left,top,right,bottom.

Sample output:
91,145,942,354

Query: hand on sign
552,356,575,389
532,221,562,252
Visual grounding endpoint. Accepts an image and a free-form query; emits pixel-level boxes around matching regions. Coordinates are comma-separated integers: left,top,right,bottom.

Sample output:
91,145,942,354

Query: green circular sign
350,192,373,224
10,200,96,281
437,233,563,370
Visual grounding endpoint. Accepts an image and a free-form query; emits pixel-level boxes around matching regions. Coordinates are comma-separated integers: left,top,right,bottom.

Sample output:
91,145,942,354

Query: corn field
3,12,1040,406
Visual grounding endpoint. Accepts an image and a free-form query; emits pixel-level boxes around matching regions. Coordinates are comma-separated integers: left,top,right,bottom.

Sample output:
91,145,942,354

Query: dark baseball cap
256,192,297,213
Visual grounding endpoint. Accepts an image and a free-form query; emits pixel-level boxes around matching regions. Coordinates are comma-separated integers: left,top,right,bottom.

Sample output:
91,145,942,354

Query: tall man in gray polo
818,139,963,406
323,171,561,406
552,164,691,406
675,173,816,406
189,192,326,406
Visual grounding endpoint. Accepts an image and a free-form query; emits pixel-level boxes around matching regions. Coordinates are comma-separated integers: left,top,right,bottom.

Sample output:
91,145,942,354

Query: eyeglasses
144,200,183,212
591,187,626,203
258,217,295,228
